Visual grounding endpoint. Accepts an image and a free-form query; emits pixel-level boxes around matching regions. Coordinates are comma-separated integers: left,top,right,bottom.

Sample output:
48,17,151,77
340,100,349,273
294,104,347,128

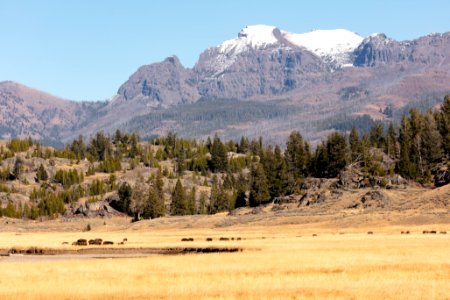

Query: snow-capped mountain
198,25,364,75
220,25,280,53
2,25,450,145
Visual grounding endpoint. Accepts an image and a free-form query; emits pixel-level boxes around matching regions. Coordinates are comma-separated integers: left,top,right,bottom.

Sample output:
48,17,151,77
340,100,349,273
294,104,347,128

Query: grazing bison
88,239,103,245
181,238,194,242
74,239,87,246
206,238,213,242
219,237,229,241
440,231,447,234
26,247,43,254
123,238,128,242
367,231,373,235
103,241,114,245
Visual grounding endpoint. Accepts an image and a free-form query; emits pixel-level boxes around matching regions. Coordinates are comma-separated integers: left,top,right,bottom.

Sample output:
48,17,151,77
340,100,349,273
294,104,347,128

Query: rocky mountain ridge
1,25,450,145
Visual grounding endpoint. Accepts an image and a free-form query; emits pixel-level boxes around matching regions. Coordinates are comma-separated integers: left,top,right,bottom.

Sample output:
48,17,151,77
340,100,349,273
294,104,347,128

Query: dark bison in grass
73,239,87,246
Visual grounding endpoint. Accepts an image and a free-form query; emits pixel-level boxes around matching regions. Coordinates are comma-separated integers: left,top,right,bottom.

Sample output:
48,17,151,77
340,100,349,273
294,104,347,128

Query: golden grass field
0,184,448,299
1,212,450,300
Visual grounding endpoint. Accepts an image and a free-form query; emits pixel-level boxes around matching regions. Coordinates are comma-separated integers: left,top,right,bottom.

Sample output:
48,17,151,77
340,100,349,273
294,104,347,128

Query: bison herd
70,238,128,246
423,230,446,234
68,231,447,247
181,237,244,242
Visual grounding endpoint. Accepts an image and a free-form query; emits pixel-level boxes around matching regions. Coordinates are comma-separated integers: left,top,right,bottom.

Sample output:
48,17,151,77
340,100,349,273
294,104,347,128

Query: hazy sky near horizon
1,0,449,101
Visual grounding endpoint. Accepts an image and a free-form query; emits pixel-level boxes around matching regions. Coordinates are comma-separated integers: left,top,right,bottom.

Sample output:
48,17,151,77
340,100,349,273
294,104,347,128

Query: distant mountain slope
0,81,105,146
1,25,450,145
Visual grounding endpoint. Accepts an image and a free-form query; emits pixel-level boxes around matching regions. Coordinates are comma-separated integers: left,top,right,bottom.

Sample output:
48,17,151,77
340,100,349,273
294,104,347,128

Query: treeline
0,95,449,220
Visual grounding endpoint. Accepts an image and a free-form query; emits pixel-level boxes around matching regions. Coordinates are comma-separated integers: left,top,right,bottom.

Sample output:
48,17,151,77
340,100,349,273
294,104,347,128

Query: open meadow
1,203,450,300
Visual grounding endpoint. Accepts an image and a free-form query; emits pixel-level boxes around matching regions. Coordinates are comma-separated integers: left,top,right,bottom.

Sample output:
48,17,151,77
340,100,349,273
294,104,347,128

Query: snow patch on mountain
283,29,364,66
202,25,282,76
219,25,278,54
200,25,367,76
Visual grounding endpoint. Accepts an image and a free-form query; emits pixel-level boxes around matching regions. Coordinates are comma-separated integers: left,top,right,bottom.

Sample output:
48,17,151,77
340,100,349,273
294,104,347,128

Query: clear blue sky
0,0,448,101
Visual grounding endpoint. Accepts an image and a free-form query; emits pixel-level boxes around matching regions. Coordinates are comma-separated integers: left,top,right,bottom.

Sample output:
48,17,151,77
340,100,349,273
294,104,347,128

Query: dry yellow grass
1,184,449,299
1,222,449,300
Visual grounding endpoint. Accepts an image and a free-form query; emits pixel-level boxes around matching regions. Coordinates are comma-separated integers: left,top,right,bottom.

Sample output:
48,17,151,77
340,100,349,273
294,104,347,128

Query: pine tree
312,142,328,178
129,133,140,158
285,131,309,179
209,134,228,172
70,135,86,160
326,132,349,178
421,112,443,168
249,163,270,207
409,109,423,178
187,186,196,215
198,191,208,214
88,132,112,161
176,147,187,175
263,145,288,198
234,189,247,208
349,127,362,163
369,123,385,148
398,116,413,178
238,136,250,154
170,179,187,215
209,176,229,213
145,186,165,219
439,94,450,157
36,164,48,182
360,133,372,174
13,157,23,180
385,123,397,158
117,182,132,213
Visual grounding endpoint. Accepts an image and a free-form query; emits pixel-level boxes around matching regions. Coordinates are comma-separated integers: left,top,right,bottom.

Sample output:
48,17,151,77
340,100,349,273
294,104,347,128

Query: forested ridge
0,95,449,220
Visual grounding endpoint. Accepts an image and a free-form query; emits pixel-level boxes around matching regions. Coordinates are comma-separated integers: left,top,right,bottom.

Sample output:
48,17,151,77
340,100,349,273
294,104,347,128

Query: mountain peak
163,55,183,66
211,25,366,67
219,24,279,54
237,25,278,42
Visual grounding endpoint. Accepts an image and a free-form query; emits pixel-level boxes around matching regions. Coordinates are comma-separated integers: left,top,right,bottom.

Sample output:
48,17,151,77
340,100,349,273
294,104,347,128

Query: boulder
75,204,87,215
86,201,101,211
346,190,390,209
360,190,390,209
337,167,364,189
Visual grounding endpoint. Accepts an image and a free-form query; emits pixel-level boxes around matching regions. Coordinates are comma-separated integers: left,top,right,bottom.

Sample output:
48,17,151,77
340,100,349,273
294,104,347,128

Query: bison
88,239,103,245
74,239,87,246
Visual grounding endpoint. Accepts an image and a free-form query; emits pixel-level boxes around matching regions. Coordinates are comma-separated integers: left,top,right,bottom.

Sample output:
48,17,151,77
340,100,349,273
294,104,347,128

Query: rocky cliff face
353,34,408,66
117,56,199,107
194,45,325,99
353,32,450,67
